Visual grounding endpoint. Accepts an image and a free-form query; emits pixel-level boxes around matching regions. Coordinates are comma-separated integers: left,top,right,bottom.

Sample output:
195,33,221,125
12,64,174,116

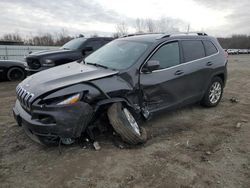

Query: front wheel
201,77,223,107
107,103,147,145
7,67,26,81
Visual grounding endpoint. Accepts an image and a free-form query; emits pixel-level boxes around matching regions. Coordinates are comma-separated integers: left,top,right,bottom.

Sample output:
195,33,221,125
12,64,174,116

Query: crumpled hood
19,62,118,100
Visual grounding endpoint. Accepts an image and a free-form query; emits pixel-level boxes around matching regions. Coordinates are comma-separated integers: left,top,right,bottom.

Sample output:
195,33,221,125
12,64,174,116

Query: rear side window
203,40,218,56
181,40,205,62
149,42,180,69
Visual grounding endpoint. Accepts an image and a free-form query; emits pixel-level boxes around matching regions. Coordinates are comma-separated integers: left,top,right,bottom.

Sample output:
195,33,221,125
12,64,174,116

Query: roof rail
121,32,163,38
161,32,208,38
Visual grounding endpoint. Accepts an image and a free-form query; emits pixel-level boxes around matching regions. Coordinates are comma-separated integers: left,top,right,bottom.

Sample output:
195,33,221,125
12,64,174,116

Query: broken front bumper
13,100,93,143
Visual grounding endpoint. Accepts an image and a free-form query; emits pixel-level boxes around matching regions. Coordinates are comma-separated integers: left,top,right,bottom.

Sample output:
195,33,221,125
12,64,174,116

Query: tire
201,77,223,107
7,67,25,81
107,103,147,145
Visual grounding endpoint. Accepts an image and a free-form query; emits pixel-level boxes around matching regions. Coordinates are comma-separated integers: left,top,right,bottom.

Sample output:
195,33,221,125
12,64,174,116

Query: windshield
84,40,149,70
61,38,86,50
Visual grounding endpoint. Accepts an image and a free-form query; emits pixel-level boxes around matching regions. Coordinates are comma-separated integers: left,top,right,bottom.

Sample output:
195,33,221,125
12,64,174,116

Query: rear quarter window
203,40,218,56
181,40,205,62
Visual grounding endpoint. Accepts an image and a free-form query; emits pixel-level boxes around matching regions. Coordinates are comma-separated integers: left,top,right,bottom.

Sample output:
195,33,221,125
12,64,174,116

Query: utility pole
187,24,190,33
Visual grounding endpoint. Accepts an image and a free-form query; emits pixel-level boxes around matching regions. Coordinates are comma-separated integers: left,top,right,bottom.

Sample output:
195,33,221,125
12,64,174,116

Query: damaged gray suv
13,33,227,146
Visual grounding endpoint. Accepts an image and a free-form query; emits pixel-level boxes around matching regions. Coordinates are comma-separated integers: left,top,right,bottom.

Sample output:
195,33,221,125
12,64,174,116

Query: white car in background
227,49,239,55
238,49,249,54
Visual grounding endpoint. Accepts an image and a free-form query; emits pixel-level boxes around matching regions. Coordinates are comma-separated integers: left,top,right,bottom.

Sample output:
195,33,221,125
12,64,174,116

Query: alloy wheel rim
10,69,23,80
123,108,141,136
209,82,222,104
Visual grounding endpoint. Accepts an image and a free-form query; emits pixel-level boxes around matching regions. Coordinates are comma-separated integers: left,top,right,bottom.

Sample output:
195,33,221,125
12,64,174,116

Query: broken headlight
57,93,81,105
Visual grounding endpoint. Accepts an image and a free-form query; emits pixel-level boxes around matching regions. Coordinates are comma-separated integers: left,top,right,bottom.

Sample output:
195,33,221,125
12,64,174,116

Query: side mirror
82,46,93,55
142,60,160,73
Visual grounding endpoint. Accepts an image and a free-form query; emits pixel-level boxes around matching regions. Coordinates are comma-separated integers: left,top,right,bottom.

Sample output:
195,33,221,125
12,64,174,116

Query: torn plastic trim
83,81,111,99
94,97,140,113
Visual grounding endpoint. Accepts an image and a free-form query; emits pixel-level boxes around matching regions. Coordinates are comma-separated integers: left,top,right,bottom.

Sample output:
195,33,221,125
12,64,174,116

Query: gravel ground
0,55,250,188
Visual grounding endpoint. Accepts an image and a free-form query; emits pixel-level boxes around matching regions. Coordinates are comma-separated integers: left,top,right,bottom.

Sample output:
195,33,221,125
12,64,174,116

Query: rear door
180,40,221,99
178,40,207,101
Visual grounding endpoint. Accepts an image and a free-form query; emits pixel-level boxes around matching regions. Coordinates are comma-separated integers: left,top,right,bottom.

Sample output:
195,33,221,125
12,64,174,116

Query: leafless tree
2,32,22,42
145,19,155,33
135,18,145,33
218,35,250,49
115,22,128,37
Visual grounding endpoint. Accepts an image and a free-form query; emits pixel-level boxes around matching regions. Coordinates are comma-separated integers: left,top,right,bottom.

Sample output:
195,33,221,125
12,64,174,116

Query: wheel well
215,73,225,85
8,66,25,72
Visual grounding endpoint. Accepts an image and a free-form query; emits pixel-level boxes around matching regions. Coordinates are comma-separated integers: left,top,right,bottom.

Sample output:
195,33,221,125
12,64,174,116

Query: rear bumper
13,100,93,142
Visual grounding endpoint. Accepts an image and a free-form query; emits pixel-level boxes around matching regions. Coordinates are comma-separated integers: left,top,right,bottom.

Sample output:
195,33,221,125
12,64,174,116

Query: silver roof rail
120,32,163,38
161,32,208,38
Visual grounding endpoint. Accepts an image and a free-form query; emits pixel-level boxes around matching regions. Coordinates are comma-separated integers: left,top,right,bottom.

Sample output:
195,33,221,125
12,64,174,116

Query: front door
140,41,189,112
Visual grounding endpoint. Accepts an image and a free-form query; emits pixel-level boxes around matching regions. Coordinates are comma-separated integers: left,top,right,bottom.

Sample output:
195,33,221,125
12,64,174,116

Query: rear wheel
201,77,223,107
107,103,147,145
7,67,25,81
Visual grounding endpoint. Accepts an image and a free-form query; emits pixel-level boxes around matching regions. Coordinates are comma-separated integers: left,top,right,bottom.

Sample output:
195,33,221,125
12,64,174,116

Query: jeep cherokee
13,32,227,145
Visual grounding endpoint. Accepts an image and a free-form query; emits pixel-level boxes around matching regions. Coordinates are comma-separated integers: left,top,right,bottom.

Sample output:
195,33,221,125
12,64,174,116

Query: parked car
0,60,26,81
227,49,239,55
25,37,113,75
13,33,227,146
238,49,249,54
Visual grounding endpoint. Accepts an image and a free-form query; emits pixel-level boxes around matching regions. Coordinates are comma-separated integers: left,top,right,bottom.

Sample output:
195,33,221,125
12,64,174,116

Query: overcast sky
0,0,249,37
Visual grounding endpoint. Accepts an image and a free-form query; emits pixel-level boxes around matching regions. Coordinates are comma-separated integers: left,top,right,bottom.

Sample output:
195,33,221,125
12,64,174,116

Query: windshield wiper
86,62,109,69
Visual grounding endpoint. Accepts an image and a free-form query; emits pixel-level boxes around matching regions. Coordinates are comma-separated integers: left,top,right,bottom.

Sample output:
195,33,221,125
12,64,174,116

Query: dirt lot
1,55,250,188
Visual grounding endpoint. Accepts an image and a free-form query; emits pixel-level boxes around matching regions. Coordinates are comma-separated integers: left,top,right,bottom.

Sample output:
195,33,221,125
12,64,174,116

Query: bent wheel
107,103,147,145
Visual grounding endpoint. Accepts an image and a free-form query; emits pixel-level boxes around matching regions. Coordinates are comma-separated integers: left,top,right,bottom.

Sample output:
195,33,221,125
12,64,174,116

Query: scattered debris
230,97,239,103
174,143,180,146
126,175,135,182
207,161,214,166
236,122,242,129
93,141,101,150
201,155,209,162
241,119,248,123
118,144,125,149
205,151,212,155
226,147,233,152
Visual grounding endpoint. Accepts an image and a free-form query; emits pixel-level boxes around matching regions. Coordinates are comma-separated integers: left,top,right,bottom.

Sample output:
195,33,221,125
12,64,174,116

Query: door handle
175,70,184,75
206,62,213,66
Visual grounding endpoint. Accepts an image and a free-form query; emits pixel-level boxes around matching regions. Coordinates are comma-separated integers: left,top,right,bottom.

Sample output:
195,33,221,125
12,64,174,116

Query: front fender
94,97,138,112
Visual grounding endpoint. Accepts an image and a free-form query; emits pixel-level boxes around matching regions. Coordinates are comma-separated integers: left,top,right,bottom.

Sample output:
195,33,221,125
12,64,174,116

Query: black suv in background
25,37,113,74
13,33,227,146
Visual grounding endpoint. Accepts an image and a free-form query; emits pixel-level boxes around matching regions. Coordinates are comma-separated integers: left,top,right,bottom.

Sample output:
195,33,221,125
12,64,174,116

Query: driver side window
149,42,180,69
